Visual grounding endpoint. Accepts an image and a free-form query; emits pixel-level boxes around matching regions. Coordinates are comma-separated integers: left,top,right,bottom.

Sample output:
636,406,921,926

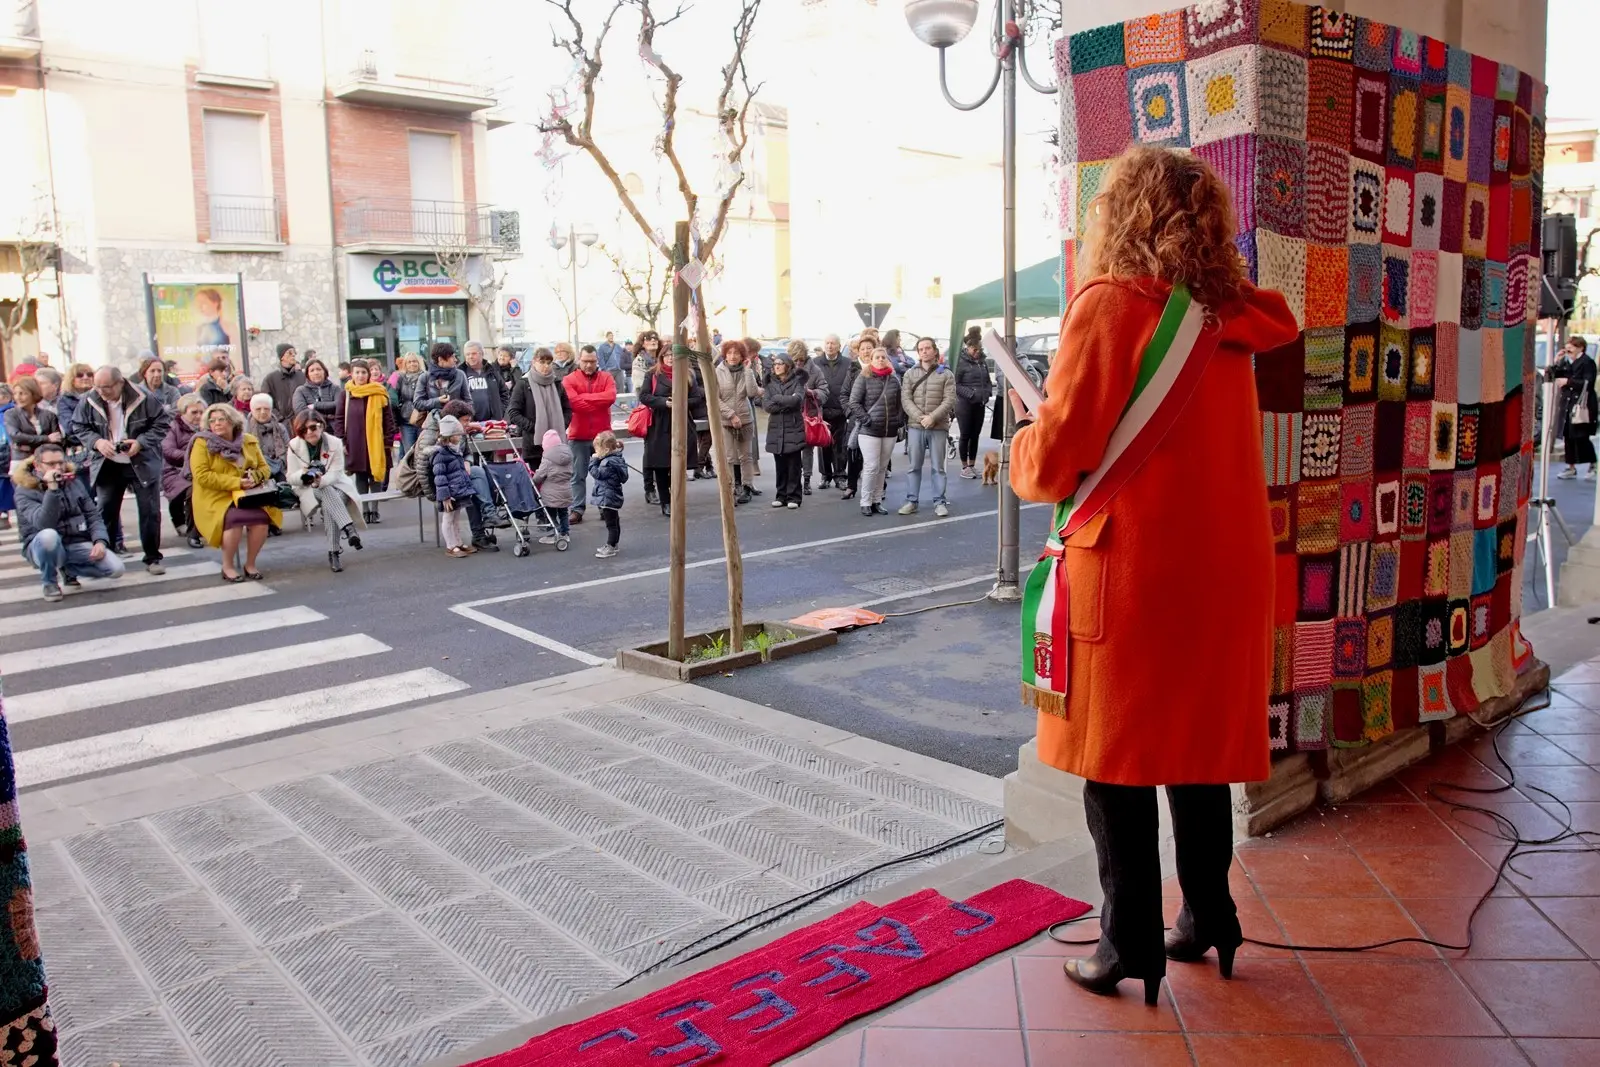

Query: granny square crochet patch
1057,1,1540,751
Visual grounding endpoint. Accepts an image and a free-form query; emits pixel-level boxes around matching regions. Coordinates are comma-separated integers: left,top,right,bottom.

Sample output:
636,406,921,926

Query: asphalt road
2,432,1045,789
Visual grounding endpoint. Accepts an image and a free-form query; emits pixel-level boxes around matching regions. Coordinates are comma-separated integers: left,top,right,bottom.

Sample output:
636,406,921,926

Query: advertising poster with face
145,273,247,380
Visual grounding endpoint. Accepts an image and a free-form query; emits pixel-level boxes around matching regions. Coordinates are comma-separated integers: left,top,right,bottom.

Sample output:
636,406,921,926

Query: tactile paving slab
45,690,1001,1065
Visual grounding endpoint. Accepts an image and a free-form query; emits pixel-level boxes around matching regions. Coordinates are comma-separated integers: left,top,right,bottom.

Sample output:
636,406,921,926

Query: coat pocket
1061,512,1111,643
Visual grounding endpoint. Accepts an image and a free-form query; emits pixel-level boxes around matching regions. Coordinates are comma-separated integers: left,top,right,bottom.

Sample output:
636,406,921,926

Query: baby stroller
467,422,567,555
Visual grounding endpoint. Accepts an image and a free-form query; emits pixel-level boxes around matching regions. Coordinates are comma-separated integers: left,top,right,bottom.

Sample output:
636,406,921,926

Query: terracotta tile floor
786,674,1600,1066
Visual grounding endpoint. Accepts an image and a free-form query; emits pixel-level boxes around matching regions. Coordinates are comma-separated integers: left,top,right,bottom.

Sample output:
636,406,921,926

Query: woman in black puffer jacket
953,337,993,479
847,345,904,516
762,352,809,508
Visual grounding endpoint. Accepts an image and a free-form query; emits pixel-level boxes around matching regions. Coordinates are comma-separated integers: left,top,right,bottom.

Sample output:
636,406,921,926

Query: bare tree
543,265,596,346
542,0,765,658
429,225,506,341
599,240,670,333
0,199,57,373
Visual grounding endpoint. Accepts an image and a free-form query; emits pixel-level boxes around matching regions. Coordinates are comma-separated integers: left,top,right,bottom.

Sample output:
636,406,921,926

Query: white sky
1546,0,1598,120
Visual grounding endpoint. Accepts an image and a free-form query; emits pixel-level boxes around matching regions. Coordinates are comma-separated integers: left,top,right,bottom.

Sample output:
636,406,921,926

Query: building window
409,130,461,240
203,110,278,242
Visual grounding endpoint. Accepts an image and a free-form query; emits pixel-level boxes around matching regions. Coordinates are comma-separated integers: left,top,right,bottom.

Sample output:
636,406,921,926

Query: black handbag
236,482,299,510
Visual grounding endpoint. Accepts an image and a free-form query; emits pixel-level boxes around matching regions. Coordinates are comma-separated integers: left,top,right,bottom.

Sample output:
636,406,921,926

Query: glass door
393,304,429,369
347,304,391,368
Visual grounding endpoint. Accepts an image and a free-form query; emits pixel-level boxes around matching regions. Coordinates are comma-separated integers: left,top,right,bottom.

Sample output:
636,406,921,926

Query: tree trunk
667,222,691,661
693,311,745,648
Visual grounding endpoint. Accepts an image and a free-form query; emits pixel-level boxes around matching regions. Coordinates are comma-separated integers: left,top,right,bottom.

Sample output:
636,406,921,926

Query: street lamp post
550,222,599,347
904,0,1055,602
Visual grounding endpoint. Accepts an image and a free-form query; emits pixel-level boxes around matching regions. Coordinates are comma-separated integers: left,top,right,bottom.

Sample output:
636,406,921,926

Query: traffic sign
502,293,526,337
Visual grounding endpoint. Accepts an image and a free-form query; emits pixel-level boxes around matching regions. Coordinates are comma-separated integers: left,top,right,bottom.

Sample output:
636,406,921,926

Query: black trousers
645,467,671,504
600,505,621,547
1564,423,1596,465
956,401,985,465
1082,780,1238,978
96,464,163,564
167,491,188,533
819,415,848,481
774,452,803,504
846,445,864,493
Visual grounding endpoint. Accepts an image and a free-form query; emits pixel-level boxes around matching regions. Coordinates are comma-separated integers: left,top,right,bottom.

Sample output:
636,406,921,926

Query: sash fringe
1021,682,1067,719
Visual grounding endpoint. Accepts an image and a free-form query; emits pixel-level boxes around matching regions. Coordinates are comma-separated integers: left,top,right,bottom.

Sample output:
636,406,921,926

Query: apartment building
0,0,518,380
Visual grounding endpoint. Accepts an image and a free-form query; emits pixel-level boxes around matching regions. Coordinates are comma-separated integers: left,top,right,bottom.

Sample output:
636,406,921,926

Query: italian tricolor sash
1020,284,1221,717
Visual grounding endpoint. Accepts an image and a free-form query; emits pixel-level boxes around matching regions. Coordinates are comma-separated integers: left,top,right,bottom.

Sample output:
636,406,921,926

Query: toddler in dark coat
588,431,627,558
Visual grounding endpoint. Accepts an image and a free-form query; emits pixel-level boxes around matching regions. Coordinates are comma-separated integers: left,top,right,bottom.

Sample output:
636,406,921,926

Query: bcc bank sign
346,254,471,300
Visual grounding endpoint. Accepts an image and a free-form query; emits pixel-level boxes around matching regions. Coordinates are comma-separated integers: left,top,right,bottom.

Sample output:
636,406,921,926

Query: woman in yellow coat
189,403,280,582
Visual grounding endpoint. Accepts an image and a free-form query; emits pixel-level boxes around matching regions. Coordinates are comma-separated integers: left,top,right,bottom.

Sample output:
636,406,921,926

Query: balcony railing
342,198,520,254
208,194,281,244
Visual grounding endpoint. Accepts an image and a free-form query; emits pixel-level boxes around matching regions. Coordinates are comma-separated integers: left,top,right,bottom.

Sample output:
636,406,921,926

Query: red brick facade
325,101,478,246
183,67,289,243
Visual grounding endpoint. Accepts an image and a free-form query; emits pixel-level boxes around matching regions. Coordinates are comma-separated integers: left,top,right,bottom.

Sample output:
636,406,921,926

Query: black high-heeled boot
1063,953,1161,1006
342,524,363,550
328,551,343,573
1164,911,1242,979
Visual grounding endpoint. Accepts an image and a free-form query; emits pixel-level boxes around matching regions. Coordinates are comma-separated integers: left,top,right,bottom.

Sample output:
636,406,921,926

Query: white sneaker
934,502,949,517
595,543,618,558
960,466,978,479
146,560,166,575
538,533,558,545
771,499,785,507
898,501,918,515
786,501,799,509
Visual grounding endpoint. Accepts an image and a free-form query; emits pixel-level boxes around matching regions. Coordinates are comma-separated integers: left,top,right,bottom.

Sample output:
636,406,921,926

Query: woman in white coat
287,412,365,572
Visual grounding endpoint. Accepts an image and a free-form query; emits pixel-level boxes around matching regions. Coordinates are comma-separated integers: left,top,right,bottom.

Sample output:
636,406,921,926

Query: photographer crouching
13,441,125,601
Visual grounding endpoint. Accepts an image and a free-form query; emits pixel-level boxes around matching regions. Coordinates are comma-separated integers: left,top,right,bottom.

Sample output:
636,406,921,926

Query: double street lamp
550,222,599,347
904,0,1055,602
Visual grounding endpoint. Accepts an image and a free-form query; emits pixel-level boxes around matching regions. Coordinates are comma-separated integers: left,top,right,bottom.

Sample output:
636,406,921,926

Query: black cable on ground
620,818,1006,987
1047,685,1599,953
878,590,994,618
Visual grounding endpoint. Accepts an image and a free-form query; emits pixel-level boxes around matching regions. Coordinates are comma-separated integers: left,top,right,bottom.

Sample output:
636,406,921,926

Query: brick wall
183,67,289,244
325,100,478,245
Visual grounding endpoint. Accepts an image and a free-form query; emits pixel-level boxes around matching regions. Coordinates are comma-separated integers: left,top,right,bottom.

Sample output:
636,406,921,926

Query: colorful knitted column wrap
1054,1,1542,753
0,676,57,1065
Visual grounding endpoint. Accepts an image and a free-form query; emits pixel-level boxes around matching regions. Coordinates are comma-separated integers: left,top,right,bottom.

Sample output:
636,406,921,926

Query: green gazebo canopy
947,257,1063,352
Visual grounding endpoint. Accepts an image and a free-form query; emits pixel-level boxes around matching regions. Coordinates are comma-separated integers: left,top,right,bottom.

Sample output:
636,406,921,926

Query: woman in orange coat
1010,146,1298,1004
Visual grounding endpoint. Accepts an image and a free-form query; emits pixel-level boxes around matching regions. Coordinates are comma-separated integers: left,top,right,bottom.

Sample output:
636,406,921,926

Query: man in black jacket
259,343,305,418
461,341,507,422
13,444,125,601
813,334,857,487
72,366,172,573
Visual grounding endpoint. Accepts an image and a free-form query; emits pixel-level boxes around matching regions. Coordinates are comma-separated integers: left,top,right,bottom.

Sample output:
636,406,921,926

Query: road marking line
853,574,995,610
0,585,274,639
0,606,327,677
0,547,196,579
15,668,468,788
456,503,1046,610
4,633,390,723
450,606,608,666
0,561,220,605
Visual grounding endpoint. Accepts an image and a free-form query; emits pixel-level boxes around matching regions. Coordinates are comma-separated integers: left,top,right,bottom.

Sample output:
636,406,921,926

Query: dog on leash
982,451,1000,486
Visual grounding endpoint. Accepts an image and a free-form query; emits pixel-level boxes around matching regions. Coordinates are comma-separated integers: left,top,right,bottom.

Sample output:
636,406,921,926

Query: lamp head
904,0,980,48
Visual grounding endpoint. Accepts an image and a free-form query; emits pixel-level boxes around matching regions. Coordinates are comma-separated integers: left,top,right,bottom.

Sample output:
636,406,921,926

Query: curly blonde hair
1079,145,1246,311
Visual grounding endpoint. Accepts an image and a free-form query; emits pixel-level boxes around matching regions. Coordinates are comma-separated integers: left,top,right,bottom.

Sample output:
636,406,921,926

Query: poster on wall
144,273,249,381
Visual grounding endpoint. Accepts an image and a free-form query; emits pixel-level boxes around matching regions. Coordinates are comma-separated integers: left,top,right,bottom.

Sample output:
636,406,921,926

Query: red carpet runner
467,879,1087,1067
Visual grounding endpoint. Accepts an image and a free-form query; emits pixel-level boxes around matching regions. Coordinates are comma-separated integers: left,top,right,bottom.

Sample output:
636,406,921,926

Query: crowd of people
0,322,1000,597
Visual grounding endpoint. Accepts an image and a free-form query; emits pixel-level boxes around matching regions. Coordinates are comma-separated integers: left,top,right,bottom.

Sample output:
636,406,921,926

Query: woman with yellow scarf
332,359,397,523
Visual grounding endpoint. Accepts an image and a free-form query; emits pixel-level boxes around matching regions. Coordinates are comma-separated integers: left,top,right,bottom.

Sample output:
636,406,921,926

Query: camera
301,463,326,486
114,441,132,454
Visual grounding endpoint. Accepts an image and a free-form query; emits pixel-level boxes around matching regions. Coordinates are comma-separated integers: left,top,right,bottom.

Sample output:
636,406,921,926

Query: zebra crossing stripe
0,547,198,580
14,668,469,788
4,634,390,723
0,585,273,639
0,562,220,606
0,606,327,677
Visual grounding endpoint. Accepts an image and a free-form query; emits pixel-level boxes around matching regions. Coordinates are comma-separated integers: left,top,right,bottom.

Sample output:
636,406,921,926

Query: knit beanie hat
542,429,563,450
438,415,464,437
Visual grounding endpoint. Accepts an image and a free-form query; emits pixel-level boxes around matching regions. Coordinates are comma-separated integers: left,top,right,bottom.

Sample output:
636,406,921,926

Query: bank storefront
344,253,484,370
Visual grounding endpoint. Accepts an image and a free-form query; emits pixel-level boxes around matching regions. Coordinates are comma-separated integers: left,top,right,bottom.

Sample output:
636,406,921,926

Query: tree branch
701,0,762,260
635,0,697,229
541,0,668,256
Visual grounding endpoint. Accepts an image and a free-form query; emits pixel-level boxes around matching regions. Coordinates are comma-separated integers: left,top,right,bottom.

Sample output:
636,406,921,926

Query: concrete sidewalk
26,667,1004,1067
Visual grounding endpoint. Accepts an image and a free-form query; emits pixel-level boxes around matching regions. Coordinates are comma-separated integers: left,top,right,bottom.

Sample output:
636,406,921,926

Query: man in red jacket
563,345,617,524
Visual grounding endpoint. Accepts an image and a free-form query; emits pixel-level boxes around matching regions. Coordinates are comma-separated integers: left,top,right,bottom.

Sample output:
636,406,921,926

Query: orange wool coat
1010,275,1299,786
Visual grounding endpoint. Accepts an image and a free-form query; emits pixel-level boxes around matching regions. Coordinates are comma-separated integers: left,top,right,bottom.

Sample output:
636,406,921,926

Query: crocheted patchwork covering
0,683,57,1067
1058,2,1543,752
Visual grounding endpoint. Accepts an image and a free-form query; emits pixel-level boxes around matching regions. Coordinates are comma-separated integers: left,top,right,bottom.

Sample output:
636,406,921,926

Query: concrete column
1006,0,1550,847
